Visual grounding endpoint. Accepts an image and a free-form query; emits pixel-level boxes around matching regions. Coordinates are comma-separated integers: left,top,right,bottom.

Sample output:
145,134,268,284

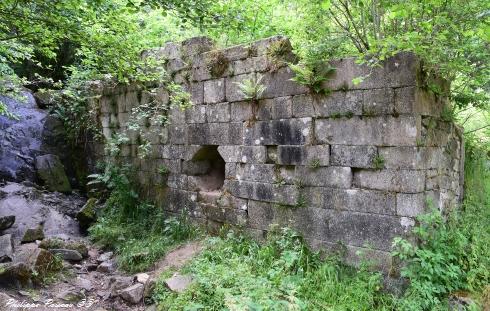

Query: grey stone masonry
92,36,464,271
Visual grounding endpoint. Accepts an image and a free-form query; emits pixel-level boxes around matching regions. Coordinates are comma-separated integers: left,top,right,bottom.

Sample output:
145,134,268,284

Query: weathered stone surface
120,283,144,304
0,215,15,231
277,145,329,166
396,193,427,217
240,146,267,163
379,146,441,169
97,260,116,274
261,66,308,98
35,154,71,193
395,86,445,116
165,273,193,293
271,96,293,119
315,116,420,146
248,201,408,250
295,166,352,188
206,102,230,122
204,79,225,104
244,118,312,145
353,169,425,193
0,234,14,262
323,52,420,90
226,180,299,206
109,276,134,296
314,91,363,117
76,198,98,230
49,249,83,261
21,225,44,243
14,247,55,277
97,252,113,263
39,238,88,258
362,88,394,115
136,272,150,284
330,145,377,168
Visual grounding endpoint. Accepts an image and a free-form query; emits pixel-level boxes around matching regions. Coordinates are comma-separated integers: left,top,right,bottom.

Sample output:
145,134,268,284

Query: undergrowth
88,163,198,272
152,228,396,310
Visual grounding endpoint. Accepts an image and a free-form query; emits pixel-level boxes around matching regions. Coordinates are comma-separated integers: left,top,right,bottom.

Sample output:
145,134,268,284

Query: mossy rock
76,198,98,230
35,154,71,193
39,238,89,258
21,225,45,243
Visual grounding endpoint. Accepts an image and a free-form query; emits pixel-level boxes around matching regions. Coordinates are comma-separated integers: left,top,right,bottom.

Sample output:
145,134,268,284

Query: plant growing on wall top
206,50,230,77
235,74,267,124
290,60,335,95
266,39,295,71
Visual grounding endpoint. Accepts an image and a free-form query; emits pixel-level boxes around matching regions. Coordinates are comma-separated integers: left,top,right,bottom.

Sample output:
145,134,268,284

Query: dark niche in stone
184,145,225,192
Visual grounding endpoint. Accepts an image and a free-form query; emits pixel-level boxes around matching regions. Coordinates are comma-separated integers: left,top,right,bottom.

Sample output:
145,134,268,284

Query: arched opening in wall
187,145,225,192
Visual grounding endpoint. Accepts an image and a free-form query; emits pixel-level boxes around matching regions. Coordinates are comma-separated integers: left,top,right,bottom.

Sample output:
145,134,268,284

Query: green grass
152,228,396,310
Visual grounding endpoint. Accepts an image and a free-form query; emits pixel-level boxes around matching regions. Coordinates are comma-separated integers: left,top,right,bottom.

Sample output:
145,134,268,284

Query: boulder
56,288,84,302
0,234,14,262
34,154,71,193
14,247,57,278
21,225,44,243
39,238,88,258
165,273,193,293
0,215,15,230
120,283,144,304
96,251,113,263
76,198,98,229
135,272,150,285
0,262,32,287
96,260,116,274
109,276,134,296
48,249,83,261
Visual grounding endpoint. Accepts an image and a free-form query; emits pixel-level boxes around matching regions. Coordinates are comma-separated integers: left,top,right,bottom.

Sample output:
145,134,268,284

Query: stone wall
91,36,464,269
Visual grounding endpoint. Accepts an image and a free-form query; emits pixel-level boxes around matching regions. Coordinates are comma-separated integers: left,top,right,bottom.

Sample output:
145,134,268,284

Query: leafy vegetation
152,227,395,310
87,163,198,272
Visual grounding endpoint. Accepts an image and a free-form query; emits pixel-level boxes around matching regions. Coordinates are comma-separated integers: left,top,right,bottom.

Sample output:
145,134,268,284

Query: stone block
353,169,425,193
395,86,444,116
217,146,241,162
247,201,407,250
186,82,203,105
204,79,225,104
207,123,243,145
315,116,421,146
322,52,420,91
168,123,186,145
362,88,394,115
292,94,315,117
261,66,308,98
396,193,427,217
256,99,273,120
225,163,238,178
271,96,292,119
160,42,181,60
379,147,442,169
244,118,313,145
181,36,214,56
226,180,299,205
330,145,377,168
168,107,186,124
221,44,252,61
185,104,207,123
295,166,352,188
240,146,267,163
225,73,255,102
236,164,277,182
230,101,253,121
233,56,269,75
303,187,396,215
166,59,187,74
277,145,330,166
206,102,230,122
252,35,290,55
187,124,209,145
314,91,363,117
